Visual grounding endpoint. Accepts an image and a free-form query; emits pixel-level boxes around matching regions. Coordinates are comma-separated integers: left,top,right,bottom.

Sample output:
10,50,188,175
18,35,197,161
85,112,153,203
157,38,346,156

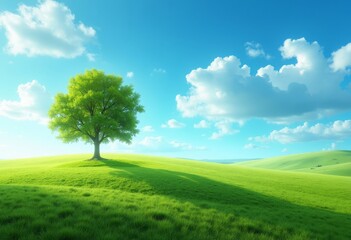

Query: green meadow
0,152,350,239
237,150,351,176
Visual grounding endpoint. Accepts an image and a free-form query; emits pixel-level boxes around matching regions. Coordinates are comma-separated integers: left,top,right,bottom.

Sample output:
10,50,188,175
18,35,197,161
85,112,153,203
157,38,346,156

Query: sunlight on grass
0,153,350,239
237,150,351,177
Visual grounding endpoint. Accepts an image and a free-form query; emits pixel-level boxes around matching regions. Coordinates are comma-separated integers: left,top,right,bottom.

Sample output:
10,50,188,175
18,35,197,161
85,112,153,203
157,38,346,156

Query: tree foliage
49,69,144,159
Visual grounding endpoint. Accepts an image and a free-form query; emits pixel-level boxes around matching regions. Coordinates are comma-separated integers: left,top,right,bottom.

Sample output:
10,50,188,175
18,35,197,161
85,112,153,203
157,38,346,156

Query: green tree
49,69,144,160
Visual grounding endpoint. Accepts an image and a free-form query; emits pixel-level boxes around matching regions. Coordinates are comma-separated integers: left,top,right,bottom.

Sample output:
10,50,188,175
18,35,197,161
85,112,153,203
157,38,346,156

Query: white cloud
194,120,209,128
170,141,206,151
210,120,239,139
153,68,166,74
322,142,338,151
126,71,134,78
86,53,95,62
107,136,164,152
259,38,339,93
245,41,270,59
0,80,51,124
281,148,288,153
331,43,351,71
252,120,351,144
244,143,259,150
78,23,96,37
109,136,205,153
177,38,351,123
139,136,163,147
244,143,268,150
138,137,205,152
161,119,185,128
142,125,154,132
0,0,95,58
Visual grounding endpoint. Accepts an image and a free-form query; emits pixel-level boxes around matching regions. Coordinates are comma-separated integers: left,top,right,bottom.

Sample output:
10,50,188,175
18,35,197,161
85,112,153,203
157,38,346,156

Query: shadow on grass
98,158,351,240
0,184,197,240
1,158,350,239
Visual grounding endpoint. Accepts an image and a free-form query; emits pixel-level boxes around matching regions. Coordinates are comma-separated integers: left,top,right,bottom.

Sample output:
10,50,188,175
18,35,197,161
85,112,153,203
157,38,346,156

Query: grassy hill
0,153,350,239
236,150,351,176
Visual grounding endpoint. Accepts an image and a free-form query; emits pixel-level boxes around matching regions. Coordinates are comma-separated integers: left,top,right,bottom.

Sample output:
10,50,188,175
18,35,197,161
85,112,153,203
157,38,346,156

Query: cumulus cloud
0,80,51,124
161,119,185,128
331,43,351,71
0,0,95,58
245,41,270,59
210,120,239,139
78,23,95,37
194,120,209,128
252,120,351,144
176,38,351,123
141,125,154,132
126,71,134,78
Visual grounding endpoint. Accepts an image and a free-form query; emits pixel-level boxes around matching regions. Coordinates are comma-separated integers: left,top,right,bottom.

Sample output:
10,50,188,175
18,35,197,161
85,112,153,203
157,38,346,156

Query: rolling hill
0,153,350,239
236,150,351,176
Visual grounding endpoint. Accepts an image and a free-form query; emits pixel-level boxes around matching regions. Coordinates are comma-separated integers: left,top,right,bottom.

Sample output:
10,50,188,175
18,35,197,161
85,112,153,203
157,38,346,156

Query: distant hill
236,150,351,176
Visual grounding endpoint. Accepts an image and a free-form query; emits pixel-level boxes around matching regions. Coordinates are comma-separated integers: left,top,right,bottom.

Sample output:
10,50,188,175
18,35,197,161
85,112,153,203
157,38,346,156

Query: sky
1,0,351,160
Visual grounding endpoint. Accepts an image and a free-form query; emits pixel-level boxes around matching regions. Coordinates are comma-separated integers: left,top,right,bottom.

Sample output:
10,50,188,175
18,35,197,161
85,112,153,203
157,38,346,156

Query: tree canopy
49,69,144,159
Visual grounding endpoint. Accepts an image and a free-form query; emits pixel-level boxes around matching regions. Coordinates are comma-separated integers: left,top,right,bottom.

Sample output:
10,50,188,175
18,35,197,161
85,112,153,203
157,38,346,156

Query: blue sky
1,0,351,159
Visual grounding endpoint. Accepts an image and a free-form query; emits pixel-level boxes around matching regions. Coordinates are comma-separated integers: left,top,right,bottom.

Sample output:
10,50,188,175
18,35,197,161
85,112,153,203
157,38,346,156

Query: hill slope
236,150,351,176
0,154,350,239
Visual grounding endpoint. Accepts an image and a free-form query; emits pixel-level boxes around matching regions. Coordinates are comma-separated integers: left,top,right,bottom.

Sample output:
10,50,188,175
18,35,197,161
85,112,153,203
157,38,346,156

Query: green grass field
0,153,350,239
236,150,351,176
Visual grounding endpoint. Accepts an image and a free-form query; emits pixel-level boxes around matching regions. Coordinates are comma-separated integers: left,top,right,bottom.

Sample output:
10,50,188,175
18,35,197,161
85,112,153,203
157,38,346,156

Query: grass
236,150,351,176
0,153,350,239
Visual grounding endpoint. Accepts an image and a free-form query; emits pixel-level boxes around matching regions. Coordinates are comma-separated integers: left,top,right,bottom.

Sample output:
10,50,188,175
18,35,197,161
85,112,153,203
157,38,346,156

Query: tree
49,69,144,160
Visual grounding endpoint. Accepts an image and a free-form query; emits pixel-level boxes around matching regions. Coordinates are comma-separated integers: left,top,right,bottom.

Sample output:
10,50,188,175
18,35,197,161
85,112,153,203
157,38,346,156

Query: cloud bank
0,0,95,58
251,120,351,144
176,38,351,124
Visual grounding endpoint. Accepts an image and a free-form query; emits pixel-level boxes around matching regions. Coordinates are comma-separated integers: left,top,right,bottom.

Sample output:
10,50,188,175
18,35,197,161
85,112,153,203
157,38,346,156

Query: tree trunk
92,140,102,160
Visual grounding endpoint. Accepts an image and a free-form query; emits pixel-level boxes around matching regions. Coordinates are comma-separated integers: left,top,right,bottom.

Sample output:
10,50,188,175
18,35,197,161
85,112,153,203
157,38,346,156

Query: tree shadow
99,158,351,240
0,184,213,240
